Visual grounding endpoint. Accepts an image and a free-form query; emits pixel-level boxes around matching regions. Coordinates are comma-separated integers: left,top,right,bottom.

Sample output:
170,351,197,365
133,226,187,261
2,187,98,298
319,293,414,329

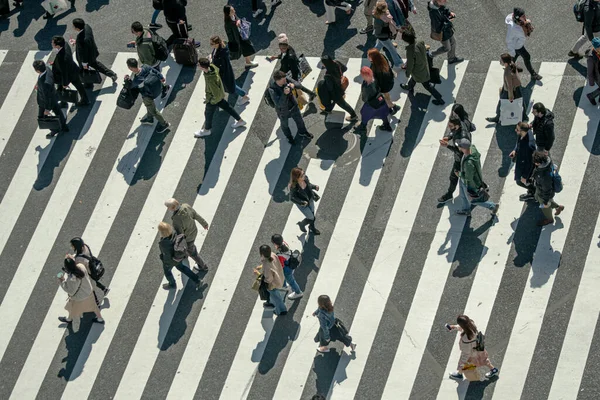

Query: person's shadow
33,7,76,50
247,4,276,52
322,4,358,57
452,216,495,278
529,217,564,288
84,0,110,12
576,85,600,155
302,0,326,16
58,315,104,381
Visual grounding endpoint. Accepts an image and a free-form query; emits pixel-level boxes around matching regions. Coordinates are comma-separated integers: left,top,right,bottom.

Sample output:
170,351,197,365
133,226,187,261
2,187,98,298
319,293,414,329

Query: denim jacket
314,308,335,342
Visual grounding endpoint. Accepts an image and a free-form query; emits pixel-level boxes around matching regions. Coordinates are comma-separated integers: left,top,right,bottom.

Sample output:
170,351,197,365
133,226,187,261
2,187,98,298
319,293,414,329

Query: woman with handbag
209,35,250,106
70,237,109,297
254,245,287,316
446,315,499,380
289,167,321,235
313,295,356,353
271,234,303,300
485,53,528,124
373,1,403,67
57,256,104,327
316,55,358,122
224,5,258,69
368,48,400,115
354,66,393,133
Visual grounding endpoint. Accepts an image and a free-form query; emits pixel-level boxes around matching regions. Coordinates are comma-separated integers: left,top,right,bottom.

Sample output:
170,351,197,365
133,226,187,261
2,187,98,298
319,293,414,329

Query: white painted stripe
436,62,565,400
7,53,133,399
272,59,404,400
547,210,600,399
219,158,334,400
56,58,182,400
330,60,471,400
112,58,276,400
492,69,598,400
165,57,323,400
0,50,7,68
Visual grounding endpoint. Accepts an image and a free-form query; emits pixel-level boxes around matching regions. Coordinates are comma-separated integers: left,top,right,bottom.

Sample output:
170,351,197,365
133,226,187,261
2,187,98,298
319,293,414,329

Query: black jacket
36,70,58,110
532,159,554,204
159,234,179,267
372,63,394,93
75,24,100,67
278,46,301,81
445,123,472,162
162,0,187,23
211,45,236,94
290,175,317,205
584,0,600,40
514,129,536,181
532,110,555,152
428,0,454,41
269,78,302,117
52,45,80,87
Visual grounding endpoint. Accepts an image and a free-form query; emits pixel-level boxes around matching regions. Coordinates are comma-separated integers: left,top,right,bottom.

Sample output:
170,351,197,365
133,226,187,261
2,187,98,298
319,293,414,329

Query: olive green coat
405,40,430,83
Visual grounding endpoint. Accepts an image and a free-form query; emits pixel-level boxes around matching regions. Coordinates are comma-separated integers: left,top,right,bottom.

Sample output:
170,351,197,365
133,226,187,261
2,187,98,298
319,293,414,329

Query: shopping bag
499,97,523,126
298,54,313,80
239,18,251,41
462,363,481,381
80,68,102,85
42,0,68,15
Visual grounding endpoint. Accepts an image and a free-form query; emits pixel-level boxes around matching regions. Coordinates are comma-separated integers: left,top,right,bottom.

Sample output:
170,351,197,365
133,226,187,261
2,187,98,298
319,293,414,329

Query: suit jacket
75,24,100,67
52,46,80,87
37,70,58,110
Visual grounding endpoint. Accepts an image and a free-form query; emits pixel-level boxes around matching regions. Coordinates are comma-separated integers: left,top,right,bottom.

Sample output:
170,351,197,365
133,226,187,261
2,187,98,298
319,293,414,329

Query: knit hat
277,33,289,45
513,7,525,20
457,138,471,149
593,37,600,49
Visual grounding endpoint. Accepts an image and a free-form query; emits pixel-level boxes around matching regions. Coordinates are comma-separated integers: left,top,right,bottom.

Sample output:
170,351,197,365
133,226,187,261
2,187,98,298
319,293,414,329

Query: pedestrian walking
354,66,393,133
312,295,356,353
485,53,528,124
428,0,463,64
455,138,499,217
290,167,321,235
162,0,189,46
316,55,359,122
164,198,210,272
193,58,247,138
158,222,202,290
254,245,288,316
268,70,315,144
531,102,555,153
150,0,163,29
34,60,68,138
271,234,303,300
531,151,565,226
505,7,542,81
446,315,498,381
70,237,109,295
509,121,536,202
368,48,400,114
399,30,445,105
71,18,118,85
209,35,250,106
360,0,377,34
587,37,600,105
324,0,352,25
130,22,161,70
57,256,104,327
51,35,90,107
224,5,259,69
451,103,475,132
124,58,171,133
438,115,473,204
571,0,600,58
373,1,403,67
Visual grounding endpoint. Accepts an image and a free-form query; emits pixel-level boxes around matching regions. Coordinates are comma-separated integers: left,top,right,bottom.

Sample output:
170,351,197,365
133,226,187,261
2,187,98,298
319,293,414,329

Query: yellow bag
462,363,480,382
293,88,308,111
314,87,326,111
251,274,263,291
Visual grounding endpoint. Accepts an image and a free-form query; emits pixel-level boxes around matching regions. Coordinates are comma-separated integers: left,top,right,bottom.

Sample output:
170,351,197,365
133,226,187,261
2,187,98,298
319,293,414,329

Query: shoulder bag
470,165,490,203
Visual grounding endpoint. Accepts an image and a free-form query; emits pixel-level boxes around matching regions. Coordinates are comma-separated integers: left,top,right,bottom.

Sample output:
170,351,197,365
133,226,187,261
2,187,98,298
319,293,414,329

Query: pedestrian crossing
0,50,599,400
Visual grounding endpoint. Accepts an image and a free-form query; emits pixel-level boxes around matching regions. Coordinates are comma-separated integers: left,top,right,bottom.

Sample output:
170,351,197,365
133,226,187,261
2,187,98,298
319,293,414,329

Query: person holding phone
289,167,320,235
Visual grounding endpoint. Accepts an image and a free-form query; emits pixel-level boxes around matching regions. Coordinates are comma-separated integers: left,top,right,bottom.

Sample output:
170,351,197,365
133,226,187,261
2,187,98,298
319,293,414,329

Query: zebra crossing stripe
435,61,566,400
165,57,322,400
112,58,276,400
272,58,411,400
492,70,600,400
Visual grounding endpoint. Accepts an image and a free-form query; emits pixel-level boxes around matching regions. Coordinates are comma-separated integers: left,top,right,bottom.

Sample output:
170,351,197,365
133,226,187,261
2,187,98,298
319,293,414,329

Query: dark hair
532,102,546,114
198,57,210,68
516,121,530,132
223,5,233,22
70,237,85,254
368,48,390,73
533,151,548,165
401,30,416,44
321,55,341,80
32,60,46,73
259,245,273,262
72,18,85,30
451,103,469,122
126,58,139,68
448,116,462,127
271,234,289,252
64,257,85,279
131,21,144,32
501,53,523,74
457,315,477,340
273,70,287,81
317,295,334,312
210,35,225,48
52,36,65,48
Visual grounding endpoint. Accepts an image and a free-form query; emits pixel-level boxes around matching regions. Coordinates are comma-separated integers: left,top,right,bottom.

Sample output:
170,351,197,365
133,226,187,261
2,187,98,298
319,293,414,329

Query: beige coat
61,263,99,319
262,255,285,291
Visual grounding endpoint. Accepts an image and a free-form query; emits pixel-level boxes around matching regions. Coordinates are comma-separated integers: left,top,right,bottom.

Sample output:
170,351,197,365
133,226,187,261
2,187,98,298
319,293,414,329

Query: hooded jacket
428,1,454,42
203,64,225,105
513,129,536,181
459,145,484,192
532,110,555,152
129,64,164,98
532,157,554,204
505,13,526,56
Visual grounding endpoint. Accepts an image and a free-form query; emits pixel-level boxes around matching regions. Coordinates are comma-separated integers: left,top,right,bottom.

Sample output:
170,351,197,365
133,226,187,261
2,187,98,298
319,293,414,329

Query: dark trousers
94,279,107,291
326,96,357,118
279,105,308,141
252,0,260,11
166,20,188,47
186,241,207,269
162,261,200,286
69,74,89,103
513,46,536,76
446,159,461,194
204,99,242,130
516,178,535,195
86,60,117,79
406,77,443,101
38,104,67,132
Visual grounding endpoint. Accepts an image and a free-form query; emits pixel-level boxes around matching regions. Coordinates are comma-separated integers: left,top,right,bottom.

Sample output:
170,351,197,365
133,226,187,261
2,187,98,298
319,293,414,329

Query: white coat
505,13,526,57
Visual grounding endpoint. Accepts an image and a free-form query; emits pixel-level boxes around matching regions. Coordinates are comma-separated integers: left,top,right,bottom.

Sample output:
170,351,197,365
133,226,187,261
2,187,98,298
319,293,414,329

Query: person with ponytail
367,48,400,115
446,315,498,380
509,121,536,202
486,53,527,124
256,245,288,315
312,295,356,353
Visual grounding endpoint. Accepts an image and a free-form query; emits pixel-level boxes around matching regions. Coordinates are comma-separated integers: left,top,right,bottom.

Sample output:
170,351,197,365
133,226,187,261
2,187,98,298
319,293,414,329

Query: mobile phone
127,42,136,48
57,271,64,279
445,323,452,331
266,56,272,62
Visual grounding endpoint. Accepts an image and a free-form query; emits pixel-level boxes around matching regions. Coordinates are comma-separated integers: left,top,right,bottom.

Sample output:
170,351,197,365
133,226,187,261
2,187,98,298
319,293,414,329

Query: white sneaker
194,129,211,138
252,9,263,17
288,291,304,300
237,96,250,106
231,119,247,128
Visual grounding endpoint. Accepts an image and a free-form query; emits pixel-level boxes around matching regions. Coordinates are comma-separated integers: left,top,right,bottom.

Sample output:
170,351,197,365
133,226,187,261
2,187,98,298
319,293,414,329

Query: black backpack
77,247,105,281
475,331,485,351
574,0,587,22
150,31,169,62
264,86,275,108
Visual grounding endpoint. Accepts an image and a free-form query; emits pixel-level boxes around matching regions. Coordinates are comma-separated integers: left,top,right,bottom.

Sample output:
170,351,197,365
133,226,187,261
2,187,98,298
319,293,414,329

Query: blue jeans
163,261,199,286
297,199,315,220
283,266,301,294
375,38,403,66
459,180,496,212
235,85,246,97
268,288,288,315
151,9,161,24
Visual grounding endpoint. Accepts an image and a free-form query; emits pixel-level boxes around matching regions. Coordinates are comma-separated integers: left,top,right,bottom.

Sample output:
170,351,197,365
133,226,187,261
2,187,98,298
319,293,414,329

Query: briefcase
81,69,102,85
37,115,61,131
57,87,78,103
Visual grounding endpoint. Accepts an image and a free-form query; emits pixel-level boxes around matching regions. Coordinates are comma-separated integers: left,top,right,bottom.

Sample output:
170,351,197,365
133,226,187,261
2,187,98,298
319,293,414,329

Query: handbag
42,0,68,15
368,92,386,109
312,191,320,202
57,87,78,103
80,68,102,85
499,97,523,126
298,54,313,80
239,18,251,41
117,85,139,110
430,30,443,41
37,115,61,131
251,274,263,291
341,76,349,91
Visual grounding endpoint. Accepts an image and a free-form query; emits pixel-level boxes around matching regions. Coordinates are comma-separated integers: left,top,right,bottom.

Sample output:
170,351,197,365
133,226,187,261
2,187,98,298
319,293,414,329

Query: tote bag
42,0,68,15
500,97,523,126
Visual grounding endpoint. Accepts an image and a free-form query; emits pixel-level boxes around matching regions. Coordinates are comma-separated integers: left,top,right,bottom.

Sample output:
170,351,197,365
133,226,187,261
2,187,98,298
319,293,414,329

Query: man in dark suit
71,18,117,86
51,35,90,107
34,60,68,138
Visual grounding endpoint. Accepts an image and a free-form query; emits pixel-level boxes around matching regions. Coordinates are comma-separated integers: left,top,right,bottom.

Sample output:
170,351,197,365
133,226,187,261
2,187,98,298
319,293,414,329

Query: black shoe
390,104,400,115
300,131,314,139
432,99,445,106
588,93,598,106
148,22,162,29
103,288,110,295
156,122,170,133
76,100,90,107
140,115,154,124
380,123,393,132
43,11,54,19
531,73,543,81
187,24,193,31
277,311,288,316
297,220,307,233
161,84,171,99
287,137,296,145
359,26,374,34
84,83,94,89
519,193,535,201
163,283,176,290
309,92,316,101
263,302,275,308
60,101,69,109
438,193,453,203
400,83,413,92
486,116,499,123
568,50,582,59
46,131,58,139
92,317,105,324
448,57,464,65
58,316,72,324
310,228,321,235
